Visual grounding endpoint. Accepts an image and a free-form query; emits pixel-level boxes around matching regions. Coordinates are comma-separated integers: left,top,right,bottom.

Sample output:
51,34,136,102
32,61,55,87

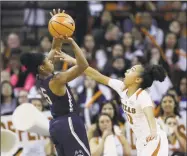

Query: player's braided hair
20,52,45,75
140,65,166,89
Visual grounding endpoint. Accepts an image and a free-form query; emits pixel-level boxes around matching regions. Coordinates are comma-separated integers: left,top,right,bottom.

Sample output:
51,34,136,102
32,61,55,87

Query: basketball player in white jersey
54,51,169,156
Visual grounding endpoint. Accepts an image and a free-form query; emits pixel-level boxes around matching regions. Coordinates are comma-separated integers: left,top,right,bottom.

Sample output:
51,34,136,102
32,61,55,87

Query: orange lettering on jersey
127,114,133,124
132,108,136,114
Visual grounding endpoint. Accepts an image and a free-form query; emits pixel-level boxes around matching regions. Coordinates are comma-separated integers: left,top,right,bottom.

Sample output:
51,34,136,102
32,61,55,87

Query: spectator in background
169,20,181,38
178,77,187,122
104,57,130,79
142,12,164,46
77,76,111,126
1,70,10,82
3,33,22,63
93,10,114,47
17,89,29,106
1,81,17,115
89,113,131,156
157,94,182,129
87,100,125,141
5,53,35,91
164,116,186,156
30,98,44,112
82,34,97,67
38,35,52,55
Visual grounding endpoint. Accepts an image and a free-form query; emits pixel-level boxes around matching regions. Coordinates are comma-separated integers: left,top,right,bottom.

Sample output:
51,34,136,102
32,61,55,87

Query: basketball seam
52,21,74,32
50,21,61,36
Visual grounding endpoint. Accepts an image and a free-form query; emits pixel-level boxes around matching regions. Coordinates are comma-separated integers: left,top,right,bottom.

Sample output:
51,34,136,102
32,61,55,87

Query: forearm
91,139,105,156
144,107,157,133
175,132,187,152
48,38,62,60
71,40,89,71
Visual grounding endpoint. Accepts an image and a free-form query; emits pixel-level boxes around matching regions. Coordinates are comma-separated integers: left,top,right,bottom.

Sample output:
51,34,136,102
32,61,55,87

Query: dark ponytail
140,65,166,89
20,52,45,75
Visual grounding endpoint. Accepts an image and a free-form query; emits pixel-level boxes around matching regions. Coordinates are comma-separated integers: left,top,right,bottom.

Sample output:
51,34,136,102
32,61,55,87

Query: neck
126,85,140,97
39,73,53,79
163,112,174,119
3,96,12,104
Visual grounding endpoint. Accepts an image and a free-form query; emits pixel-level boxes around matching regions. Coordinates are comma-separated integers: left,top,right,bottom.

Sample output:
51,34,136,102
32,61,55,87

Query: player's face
161,96,175,114
41,57,54,74
101,104,114,118
124,65,143,87
99,115,112,133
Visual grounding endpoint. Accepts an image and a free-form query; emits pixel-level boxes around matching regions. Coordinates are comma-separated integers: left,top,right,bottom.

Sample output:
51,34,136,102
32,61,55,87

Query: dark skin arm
49,37,89,95
48,9,64,62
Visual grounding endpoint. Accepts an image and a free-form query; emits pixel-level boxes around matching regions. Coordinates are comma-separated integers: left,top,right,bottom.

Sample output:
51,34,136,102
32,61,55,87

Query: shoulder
137,89,151,99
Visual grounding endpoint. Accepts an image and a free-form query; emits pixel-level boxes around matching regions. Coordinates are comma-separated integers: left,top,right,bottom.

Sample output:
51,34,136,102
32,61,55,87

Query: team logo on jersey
74,150,84,156
122,104,136,114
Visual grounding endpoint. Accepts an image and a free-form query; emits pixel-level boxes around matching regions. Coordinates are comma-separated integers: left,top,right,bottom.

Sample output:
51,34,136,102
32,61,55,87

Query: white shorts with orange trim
136,130,168,156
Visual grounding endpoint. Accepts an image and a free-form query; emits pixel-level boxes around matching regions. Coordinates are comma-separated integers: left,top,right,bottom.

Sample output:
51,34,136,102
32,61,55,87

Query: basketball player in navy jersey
20,10,90,156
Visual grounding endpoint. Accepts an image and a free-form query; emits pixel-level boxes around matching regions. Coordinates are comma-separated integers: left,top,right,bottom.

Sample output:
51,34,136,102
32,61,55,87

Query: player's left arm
48,9,64,62
138,91,158,142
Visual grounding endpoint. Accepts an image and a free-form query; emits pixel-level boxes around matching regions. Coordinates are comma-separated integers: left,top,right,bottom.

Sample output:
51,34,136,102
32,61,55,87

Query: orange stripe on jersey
136,89,143,99
152,137,161,156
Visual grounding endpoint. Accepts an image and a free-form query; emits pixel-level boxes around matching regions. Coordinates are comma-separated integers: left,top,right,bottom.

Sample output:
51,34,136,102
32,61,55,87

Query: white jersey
108,79,161,140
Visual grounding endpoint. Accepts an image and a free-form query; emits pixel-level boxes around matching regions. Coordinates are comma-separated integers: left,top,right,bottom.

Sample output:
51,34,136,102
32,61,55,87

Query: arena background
1,1,187,156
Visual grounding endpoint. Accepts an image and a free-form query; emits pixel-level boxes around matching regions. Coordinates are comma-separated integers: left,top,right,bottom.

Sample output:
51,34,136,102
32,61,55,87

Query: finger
58,8,60,13
50,12,53,17
53,9,57,15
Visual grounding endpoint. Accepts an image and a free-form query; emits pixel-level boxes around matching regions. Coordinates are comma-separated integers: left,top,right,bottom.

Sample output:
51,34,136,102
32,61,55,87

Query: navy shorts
49,113,90,156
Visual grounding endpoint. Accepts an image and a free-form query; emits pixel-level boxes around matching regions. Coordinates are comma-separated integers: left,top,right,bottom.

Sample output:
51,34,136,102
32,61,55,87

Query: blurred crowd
1,1,187,156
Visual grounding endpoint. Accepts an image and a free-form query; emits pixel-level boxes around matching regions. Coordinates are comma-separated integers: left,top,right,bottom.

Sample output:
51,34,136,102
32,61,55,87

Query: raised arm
53,37,89,84
55,52,110,85
48,9,64,61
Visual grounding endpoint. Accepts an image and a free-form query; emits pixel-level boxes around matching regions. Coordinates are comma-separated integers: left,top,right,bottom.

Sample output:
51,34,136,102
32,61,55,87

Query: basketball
48,13,75,37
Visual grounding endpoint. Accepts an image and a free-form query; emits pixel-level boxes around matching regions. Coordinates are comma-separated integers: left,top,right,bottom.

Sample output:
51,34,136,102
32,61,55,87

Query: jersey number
127,114,133,125
40,87,53,105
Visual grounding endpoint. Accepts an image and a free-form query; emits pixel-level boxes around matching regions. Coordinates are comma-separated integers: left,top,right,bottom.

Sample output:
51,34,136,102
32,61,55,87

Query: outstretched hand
54,51,76,65
50,8,65,17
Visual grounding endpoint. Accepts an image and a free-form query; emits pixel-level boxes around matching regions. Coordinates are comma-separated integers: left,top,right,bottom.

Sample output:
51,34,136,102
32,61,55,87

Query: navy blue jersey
36,74,78,118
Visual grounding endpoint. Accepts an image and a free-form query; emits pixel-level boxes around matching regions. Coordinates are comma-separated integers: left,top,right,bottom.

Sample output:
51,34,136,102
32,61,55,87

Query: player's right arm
54,51,125,94
53,37,89,84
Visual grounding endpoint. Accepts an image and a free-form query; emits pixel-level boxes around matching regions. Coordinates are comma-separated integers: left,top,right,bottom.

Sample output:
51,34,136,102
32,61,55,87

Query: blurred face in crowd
84,34,95,51
40,36,52,52
131,56,141,66
18,90,28,104
9,55,20,69
1,40,5,54
180,77,187,96
7,33,20,49
1,71,10,82
84,76,96,89
161,96,175,114
124,65,144,87
112,44,123,57
123,32,133,47
98,115,113,133
135,1,144,7
165,33,177,48
1,82,13,97
101,11,112,26
167,89,179,103
165,117,177,135
169,21,181,35
101,103,115,118
150,48,161,64
113,58,125,71
31,99,43,112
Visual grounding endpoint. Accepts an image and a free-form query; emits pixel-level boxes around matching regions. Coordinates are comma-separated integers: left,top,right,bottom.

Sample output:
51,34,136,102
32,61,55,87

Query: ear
39,65,45,71
135,77,143,84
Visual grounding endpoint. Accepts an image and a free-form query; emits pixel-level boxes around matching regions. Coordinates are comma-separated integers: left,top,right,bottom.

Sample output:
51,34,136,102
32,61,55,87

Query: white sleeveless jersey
108,79,161,140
